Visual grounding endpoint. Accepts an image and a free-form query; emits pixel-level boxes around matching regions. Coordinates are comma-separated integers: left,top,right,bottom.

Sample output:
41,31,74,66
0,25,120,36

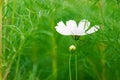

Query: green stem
4,0,8,14
50,18,57,80
69,53,72,80
99,0,106,80
14,35,25,80
99,0,105,25
14,54,21,80
74,41,78,80
101,58,105,80
3,0,8,55
0,0,2,80
75,54,78,80
12,0,16,24
3,35,25,80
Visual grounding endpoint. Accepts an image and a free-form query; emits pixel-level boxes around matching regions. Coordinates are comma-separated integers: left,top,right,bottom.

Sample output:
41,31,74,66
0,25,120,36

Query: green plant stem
14,35,25,80
98,0,106,80
0,0,2,80
4,0,8,14
74,41,78,80
101,57,105,80
3,40,24,80
3,54,16,80
3,0,8,56
12,0,16,24
14,51,21,80
101,65,105,80
3,31,25,80
98,0,105,25
50,18,57,80
75,54,78,80
69,53,72,80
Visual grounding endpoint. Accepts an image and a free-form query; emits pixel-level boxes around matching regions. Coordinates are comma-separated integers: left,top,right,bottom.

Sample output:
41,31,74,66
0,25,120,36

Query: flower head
69,45,76,53
55,19,99,36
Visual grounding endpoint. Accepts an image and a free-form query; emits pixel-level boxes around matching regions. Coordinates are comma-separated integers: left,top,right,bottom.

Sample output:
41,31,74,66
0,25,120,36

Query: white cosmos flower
55,19,100,36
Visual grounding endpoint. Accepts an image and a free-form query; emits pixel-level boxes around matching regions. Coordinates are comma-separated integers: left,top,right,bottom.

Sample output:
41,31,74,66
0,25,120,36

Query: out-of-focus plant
2,0,120,80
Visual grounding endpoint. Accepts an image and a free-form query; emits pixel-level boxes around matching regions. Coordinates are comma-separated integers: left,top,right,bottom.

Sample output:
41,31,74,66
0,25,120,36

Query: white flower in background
55,19,100,36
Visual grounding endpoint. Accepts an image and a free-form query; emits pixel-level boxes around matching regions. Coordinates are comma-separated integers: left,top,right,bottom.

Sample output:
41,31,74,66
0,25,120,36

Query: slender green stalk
3,0,8,55
69,53,72,80
101,57,106,80
98,0,105,25
14,34,25,80
0,0,2,80
3,53,16,80
51,48,57,80
4,0,8,14
50,18,57,80
74,41,78,80
75,54,78,80
12,0,16,24
14,52,21,80
98,0,106,80
3,29,25,80
3,37,25,80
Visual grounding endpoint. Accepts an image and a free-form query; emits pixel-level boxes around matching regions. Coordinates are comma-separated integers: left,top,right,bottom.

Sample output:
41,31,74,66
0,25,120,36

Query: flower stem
75,54,78,80
69,53,72,80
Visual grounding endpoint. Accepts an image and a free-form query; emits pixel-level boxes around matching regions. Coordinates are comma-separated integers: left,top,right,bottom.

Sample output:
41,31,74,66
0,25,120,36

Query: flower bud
69,45,76,53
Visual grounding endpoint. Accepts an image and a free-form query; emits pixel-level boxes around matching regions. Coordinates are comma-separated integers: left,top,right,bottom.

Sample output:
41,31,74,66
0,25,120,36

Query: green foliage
2,0,120,80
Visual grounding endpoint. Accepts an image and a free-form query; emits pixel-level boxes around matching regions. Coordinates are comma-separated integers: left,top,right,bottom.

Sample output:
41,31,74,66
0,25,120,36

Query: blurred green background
2,0,120,80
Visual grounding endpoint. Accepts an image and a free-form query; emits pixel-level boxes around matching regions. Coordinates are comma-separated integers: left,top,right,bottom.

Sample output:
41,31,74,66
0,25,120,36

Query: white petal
78,19,90,32
66,20,77,33
86,25,100,34
57,21,66,27
69,29,86,36
55,21,71,35
74,29,87,36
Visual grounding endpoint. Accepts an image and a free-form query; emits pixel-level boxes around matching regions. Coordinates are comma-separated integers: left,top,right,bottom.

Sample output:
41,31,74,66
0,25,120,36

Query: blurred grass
2,0,120,80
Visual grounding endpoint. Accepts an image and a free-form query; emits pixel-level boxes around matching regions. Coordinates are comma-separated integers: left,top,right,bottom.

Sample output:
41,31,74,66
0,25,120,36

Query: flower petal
75,30,87,36
70,29,86,36
78,19,90,32
55,21,71,35
57,21,66,27
66,20,77,33
86,25,100,34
